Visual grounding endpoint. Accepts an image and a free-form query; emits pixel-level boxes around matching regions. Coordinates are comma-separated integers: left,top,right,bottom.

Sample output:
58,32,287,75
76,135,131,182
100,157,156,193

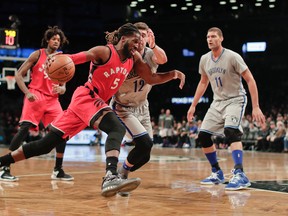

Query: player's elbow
156,56,168,65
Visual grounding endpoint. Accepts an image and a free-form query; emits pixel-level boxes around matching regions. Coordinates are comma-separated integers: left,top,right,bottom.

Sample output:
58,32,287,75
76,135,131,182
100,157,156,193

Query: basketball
47,54,75,84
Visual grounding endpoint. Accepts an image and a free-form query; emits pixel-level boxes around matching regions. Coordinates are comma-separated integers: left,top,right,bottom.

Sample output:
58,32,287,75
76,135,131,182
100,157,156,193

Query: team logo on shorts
231,116,238,123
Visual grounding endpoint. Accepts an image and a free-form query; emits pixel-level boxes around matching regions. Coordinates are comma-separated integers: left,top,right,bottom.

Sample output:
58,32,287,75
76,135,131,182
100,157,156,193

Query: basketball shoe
0,166,19,182
51,167,74,181
225,169,251,190
201,167,225,185
117,167,130,197
101,170,141,197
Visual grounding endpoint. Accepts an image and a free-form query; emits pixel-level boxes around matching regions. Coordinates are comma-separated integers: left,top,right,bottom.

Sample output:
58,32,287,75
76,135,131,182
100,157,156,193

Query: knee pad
127,134,153,167
224,128,242,144
23,131,65,158
198,131,213,148
133,134,153,153
130,154,150,172
9,122,32,151
99,112,126,153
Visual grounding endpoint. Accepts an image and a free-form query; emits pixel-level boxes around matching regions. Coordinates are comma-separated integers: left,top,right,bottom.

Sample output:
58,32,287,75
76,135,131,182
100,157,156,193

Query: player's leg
198,131,225,185
117,105,153,178
224,96,250,190
0,130,65,169
95,110,141,197
44,99,74,181
198,103,225,185
51,141,74,181
1,89,45,181
224,128,251,190
0,122,33,182
70,87,141,197
119,134,153,177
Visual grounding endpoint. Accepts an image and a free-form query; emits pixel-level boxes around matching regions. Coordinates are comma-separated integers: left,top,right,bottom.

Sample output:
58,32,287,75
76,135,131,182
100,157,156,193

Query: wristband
68,52,87,65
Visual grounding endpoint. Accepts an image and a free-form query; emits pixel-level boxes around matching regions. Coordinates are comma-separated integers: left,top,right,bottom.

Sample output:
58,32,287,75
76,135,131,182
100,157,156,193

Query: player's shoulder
91,44,111,53
30,49,41,56
27,49,42,62
200,51,211,62
224,48,239,56
224,48,243,59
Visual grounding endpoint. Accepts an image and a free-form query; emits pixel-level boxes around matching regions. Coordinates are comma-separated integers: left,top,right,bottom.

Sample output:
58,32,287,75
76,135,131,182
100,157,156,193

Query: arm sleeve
68,52,87,65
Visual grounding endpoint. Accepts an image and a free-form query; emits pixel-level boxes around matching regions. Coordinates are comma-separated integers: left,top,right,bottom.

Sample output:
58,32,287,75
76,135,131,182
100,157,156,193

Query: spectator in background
175,121,189,148
255,123,269,151
158,108,166,139
152,120,162,145
241,115,250,139
266,121,277,151
188,121,198,148
283,128,288,153
267,121,286,152
162,109,175,147
243,122,259,150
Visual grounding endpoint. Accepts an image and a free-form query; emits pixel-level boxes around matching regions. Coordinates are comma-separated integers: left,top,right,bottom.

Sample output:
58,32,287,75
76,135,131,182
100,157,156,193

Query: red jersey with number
51,44,134,139
84,44,133,102
28,48,56,97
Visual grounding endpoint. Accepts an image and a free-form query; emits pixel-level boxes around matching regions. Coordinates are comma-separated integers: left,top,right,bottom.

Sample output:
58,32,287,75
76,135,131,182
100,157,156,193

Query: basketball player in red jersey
0,23,185,197
0,26,73,182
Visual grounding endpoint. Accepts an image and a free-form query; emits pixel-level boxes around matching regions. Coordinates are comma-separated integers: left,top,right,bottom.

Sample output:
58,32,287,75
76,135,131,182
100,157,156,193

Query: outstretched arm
68,46,110,65
47,46,111,67
134,52,185,89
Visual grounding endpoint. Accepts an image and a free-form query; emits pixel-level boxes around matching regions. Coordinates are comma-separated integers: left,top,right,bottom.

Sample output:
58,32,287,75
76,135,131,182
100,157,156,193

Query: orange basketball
47,54,75,84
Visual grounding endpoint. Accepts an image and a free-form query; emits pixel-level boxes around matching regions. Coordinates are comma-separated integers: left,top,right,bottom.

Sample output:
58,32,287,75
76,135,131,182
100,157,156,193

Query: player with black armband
0,23,185,197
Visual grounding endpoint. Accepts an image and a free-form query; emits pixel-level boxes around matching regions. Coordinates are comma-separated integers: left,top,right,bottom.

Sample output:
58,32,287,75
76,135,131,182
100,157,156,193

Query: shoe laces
228,169,242,183
2,166,11,173
208,172,219,180
103,172,120,183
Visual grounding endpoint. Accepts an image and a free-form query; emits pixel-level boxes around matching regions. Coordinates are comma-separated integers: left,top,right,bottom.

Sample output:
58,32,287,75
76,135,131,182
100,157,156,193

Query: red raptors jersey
84,44,134,102
28,48,57,96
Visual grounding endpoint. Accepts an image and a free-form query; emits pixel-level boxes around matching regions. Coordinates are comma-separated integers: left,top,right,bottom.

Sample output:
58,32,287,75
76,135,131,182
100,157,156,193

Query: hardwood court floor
0,144,287,216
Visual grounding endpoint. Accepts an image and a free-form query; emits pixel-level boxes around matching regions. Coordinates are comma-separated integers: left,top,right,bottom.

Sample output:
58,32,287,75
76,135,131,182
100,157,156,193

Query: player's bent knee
224,128,242,144
198,131,213,148
134,134,153,152
9,122,32,151
99,112,126,152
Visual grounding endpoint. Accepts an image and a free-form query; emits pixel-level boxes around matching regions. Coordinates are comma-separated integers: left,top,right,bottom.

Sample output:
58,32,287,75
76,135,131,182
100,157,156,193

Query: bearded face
123,41,131,58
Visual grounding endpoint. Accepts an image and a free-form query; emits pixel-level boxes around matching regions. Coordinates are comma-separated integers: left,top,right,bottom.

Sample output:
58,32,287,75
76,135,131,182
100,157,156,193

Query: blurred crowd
150,108,288,154
1,108,288,154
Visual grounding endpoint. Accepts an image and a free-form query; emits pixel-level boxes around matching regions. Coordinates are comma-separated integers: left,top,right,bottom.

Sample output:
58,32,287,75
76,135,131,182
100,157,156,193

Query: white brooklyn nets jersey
112,47,158,107
199,48,247,101
199,48,249,134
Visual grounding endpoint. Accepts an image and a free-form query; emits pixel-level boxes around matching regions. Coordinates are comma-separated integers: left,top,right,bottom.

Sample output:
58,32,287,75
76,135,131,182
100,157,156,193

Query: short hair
134,22,149,31
207,27,223,37
41,26,69,48
105,23,140,45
